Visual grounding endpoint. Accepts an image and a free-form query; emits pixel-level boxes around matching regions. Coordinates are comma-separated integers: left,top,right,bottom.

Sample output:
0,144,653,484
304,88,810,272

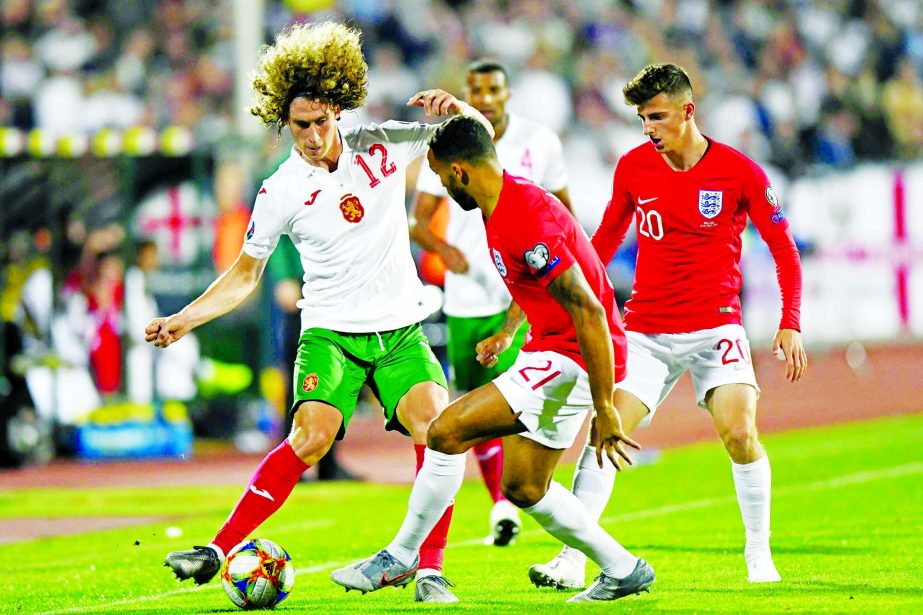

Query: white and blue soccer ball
221,538,295,609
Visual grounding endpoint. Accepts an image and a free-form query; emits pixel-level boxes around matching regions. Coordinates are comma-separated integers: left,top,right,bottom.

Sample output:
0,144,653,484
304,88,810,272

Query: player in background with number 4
530,63,806,591
150,22,493,604
332,116,654,604
410,59,574,547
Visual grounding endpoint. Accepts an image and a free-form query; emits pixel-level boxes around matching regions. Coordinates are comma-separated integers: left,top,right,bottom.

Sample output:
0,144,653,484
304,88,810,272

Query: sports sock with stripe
212,440,309,555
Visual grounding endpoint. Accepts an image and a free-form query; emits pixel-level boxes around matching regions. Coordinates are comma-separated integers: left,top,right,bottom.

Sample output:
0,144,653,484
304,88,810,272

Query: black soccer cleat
164,545,222,585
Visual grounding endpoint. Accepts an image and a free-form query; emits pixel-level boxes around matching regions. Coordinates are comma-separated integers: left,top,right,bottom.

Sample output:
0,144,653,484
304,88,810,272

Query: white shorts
492,350,593,450
620,324,760,426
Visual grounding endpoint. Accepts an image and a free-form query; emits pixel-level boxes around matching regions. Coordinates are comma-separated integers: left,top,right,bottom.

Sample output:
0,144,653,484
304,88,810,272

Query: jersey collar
288,128,352,177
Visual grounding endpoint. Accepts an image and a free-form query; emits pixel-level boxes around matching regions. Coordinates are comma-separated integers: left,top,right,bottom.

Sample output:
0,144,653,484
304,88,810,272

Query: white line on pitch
34,460,923,615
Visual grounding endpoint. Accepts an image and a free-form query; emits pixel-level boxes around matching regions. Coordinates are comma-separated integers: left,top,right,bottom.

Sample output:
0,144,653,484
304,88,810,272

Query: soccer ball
221,538,295,609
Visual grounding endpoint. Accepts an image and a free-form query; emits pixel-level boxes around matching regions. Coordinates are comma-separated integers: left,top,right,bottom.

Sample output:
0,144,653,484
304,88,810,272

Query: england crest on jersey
492,248,507,277
698,190,723,219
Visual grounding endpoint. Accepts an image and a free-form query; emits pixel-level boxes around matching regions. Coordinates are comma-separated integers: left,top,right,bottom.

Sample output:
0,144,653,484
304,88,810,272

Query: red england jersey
592,139,802,334
486,172,627,380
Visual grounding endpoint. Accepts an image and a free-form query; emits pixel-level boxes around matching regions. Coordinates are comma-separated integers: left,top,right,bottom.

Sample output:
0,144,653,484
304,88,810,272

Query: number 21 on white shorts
493,350,593,450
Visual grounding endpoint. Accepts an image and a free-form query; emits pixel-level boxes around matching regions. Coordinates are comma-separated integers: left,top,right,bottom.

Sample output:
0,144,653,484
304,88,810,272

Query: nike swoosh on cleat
637,196,658,205
380,569,415,587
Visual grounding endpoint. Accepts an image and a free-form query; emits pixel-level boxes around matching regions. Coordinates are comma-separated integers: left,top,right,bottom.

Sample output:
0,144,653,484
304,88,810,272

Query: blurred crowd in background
3,0,922,170
1,0,922,466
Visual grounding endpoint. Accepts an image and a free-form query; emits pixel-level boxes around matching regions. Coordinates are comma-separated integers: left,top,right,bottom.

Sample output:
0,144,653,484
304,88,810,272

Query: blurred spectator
1,36,42,129
32,68,84,136
85,250,125,396
34,15,97,73
882,56,923,159
366,45,421,121
114,28,157,96
124,240,160,403
212,160,252,273
814,99,858,169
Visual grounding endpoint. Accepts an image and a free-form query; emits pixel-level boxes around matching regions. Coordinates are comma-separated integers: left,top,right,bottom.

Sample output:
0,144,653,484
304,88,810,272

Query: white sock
731,456,772,555
386,448,466,567
523,481,637,579
417,568,440,578
560,445,616,566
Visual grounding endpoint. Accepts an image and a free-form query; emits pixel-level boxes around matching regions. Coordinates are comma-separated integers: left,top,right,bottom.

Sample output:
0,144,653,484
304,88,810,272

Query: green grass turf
5,413,922,614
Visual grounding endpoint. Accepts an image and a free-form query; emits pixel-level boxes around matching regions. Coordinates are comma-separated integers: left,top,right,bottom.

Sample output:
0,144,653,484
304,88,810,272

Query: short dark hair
429,116,496,164
466,58,508,82
623,63,693,106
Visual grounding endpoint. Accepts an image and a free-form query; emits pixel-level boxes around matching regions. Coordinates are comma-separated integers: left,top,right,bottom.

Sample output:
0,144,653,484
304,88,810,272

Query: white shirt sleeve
540,130,568,193
242,183,286,260
377,120,440,163
415,157,448,197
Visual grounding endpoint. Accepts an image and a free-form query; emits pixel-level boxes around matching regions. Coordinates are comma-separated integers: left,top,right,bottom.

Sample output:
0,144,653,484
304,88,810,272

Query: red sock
213,440,309,555
473,438,505,503
415,444,454,572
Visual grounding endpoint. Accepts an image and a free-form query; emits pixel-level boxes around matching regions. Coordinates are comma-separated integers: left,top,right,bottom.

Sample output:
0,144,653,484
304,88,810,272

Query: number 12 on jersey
355,144,396,188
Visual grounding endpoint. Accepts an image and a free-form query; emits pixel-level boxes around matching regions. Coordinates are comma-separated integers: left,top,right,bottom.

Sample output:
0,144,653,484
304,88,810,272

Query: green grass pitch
5,413,922,614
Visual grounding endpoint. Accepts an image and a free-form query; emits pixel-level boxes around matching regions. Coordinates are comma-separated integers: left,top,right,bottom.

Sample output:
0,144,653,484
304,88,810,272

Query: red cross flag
134,182,215,266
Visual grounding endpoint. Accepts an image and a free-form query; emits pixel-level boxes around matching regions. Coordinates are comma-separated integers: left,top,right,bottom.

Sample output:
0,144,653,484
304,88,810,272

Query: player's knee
426,417,466,455
721,424,758,459
288,410,338,463
501,479,545,508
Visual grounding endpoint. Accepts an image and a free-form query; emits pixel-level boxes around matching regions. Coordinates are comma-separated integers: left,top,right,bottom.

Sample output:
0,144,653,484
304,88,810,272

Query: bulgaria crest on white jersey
698,190,723,219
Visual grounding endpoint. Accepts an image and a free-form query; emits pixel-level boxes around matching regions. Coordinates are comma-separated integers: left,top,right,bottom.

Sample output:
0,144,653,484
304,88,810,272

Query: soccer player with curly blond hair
151,21,492,604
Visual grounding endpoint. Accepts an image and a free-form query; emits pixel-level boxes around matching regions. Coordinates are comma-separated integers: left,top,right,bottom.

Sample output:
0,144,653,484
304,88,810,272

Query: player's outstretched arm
772,328,807,383
476,301,525,368
407,89,495,138
144,250,267,348
546,264,639,469
409,191,468,273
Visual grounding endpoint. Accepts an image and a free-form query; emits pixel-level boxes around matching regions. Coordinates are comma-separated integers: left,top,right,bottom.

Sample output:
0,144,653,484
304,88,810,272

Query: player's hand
407,89,495,138
590,405,641,471
144,314,190,348
408,89,463,117
438,243,469,273
772,328,806,383
475,332,513,368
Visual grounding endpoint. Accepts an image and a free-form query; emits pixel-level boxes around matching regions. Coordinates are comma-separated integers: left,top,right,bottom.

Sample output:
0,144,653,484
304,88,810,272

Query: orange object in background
213,203,250,272
418,197,449,287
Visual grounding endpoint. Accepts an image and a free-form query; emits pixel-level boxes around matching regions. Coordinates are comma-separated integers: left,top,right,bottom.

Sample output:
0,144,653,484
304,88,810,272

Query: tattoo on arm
546,264,594,313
